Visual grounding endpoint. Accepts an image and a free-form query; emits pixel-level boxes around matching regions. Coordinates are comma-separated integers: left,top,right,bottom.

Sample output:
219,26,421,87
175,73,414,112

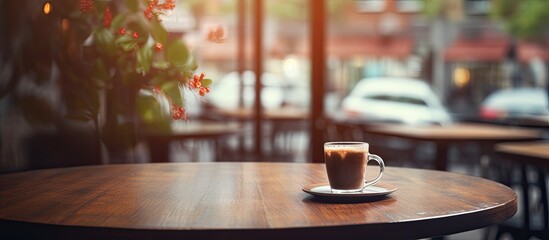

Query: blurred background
0,0,548,172
1,1,549,239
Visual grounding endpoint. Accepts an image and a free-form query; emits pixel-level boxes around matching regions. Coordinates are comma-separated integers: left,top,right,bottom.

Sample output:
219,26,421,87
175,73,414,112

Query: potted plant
0,0,216,166
75,0,216,161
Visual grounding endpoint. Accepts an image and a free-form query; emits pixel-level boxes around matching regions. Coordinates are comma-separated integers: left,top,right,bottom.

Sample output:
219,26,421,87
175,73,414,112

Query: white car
480,87,549,125
341,77,452,125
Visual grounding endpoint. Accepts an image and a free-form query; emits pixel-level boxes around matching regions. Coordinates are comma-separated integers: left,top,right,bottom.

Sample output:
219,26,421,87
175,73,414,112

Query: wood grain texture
213,107,309,121
496,141,549,167
364,123,542,142
0,163,516,239
363,123,542,170
144,121,245,162
144,121,245,139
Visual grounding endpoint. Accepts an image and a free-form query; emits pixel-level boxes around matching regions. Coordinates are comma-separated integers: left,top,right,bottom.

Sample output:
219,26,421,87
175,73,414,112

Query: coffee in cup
324,142,385,193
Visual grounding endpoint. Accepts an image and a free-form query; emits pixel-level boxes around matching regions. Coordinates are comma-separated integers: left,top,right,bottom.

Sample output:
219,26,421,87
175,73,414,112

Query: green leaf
137,95,159,122
91,59,110,82
172,55,197,74
126,0,140,12
94,0,108,14
189,58,198,71
149,75,165,85
160,81,178,92
152,61,170,70
127,20,149,44
116,34,133,44
200,79,212,88
161,81,183,107
137,92,172,133
120,41,137,52
116,34,136,52
94,29,116,57
166,41,190,66
184,71,193,79
111,14,126,31
150,20,168,44
137,41,153,74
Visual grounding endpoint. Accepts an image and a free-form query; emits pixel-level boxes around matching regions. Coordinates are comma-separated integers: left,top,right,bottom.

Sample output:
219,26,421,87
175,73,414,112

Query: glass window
355,0,386,13
396,0,423,13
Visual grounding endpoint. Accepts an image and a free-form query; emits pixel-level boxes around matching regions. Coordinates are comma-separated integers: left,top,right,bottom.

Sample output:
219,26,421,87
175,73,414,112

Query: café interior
1,0,548,239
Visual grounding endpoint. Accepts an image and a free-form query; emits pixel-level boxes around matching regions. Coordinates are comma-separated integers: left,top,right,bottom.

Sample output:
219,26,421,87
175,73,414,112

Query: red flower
118,28,126,35
153,86,162,95
171,105,187,120
144,8,154,20
207,26,226,43
79,0,94,13
198,87,210,96
75,0,210,121
103,7,112,27
161,0,176,10
144,0,175,21
154,42,163,52
190,73,206,90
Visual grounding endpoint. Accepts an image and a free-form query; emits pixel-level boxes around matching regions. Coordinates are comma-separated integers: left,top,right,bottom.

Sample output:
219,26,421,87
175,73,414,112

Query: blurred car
207,71,288,110
479,87,549,125
340,77,452,125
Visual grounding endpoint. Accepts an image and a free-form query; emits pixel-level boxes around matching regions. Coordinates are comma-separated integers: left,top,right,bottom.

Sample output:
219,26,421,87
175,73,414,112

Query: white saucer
302,183,396,198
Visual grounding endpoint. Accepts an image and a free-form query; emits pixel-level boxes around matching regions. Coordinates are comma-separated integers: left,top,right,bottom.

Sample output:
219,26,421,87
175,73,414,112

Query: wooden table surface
364,123,543,170
144,121,245,162
0,163,516,240
145,121,245,139
364,123,542,141
213,107,309,121
496,141,549,167
493,142,549,239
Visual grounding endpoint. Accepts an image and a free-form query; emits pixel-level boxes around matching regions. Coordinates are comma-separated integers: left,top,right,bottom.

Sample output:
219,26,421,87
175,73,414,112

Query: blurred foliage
422,0,549,40
422,0,445,18
266,0,346,21
0,0,85,126
422,0,463,21
74,0,205,111
73,0,212,149
491,0,549,41
1,0,213,154
1,1,210,123
266,0,309,21
188,0,345,22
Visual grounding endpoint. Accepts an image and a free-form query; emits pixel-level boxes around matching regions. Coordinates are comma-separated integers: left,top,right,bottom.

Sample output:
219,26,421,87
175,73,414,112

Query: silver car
341,77,452,125
480,87,549,125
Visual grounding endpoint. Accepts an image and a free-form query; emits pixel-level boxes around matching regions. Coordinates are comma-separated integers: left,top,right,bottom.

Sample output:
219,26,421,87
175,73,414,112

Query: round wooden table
0,163,516,240
363,123,542,170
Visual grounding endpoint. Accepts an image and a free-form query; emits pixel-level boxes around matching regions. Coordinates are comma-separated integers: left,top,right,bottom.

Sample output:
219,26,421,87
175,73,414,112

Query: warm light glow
61,18,70,32
453,67,470,88
352,56,364,68
283,56,299,78
43,2,52,15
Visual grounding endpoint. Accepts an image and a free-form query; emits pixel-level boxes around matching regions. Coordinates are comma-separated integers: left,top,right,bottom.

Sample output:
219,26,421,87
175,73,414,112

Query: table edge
0,163,518,239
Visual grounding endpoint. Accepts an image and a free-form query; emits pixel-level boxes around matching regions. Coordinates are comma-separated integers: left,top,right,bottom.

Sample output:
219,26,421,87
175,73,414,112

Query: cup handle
363,153,385,190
